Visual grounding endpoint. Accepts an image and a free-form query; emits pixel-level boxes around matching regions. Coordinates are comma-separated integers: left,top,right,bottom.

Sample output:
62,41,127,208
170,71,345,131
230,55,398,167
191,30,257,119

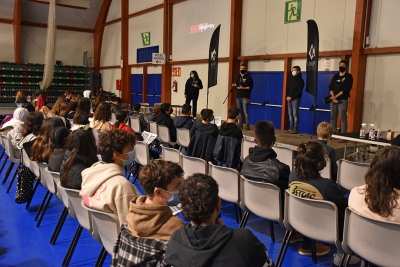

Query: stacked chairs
337,159,369,191
239,175,283,243
208,162,241,223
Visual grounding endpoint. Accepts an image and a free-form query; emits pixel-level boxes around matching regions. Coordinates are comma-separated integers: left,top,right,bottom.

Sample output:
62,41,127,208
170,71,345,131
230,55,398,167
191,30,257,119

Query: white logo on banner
308,44,315,60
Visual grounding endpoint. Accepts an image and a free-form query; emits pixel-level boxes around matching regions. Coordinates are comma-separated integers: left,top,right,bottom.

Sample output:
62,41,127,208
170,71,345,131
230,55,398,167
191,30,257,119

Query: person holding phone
185,70,203,119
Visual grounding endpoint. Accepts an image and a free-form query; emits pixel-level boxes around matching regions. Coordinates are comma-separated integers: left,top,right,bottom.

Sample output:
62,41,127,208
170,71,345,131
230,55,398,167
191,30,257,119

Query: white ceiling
0,0,103,30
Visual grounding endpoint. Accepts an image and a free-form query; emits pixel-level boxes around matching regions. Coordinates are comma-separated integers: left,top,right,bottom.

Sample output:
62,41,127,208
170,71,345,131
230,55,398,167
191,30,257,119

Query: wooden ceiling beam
25,0,90,10
14,0,22,64
94,0,112,72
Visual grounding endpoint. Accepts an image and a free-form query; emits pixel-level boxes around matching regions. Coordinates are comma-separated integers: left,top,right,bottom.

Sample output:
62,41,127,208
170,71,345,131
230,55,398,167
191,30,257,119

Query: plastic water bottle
369,124,375,140
360,123,366,138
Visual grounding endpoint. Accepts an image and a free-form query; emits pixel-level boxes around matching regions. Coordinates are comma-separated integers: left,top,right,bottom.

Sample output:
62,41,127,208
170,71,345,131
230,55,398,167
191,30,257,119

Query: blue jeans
236,98,249,126
287,98,300,131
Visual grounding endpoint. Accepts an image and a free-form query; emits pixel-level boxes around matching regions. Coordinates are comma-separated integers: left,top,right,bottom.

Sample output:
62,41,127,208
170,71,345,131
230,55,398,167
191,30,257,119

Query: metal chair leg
6,168,18,193
34,190,50,221
338,253,347,267
275,230,294,267
239,211,250,228
269,221,275,243
310,239,317,264
0,149,5,161
26,178,41,209
94,246,107,267
50,207,68,244
62,225,83,267
343,254,351,267
2,162,15,184
0,155,9,174
36,193,53,227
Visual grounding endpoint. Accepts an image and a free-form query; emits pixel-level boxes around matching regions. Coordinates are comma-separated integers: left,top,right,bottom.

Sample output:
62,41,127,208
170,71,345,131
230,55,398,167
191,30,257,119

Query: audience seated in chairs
187,108,218,162
112,110,134,133
156,103,177,143
349,146,400,223
80,129,139,225
48,126,70,172
92,101,112,133
240,120,290,194
173,104,194,130
147,104,160,122
129,104,148,132
112,160,184,266
16,111,44,155
30,117,65,162
165,173,274,267
60,129,98,190
289,141,360,266
3,108,29,154
214,106,243,169
315,122,337,180
73,97,91,126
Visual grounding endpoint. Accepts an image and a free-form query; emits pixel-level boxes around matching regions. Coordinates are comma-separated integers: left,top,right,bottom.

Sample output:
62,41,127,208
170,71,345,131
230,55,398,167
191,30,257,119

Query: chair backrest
342,208,400,267
149,121,158,136
134,141,150,166
180,153,208,179
57,181,75,219
320,157,331,179
274,145,293,170
62,186,93,231
92,128,100,147
110,113,117,124
241,138,256,161
240,175,282,226
37,163,57,194
129,116,142,133
284,190,339,246
82,201,120,254
158,125,174,145
337,159,369,191
176,128,190,148
161,146,180,164
22,148,31,168
208,162,239,204
29,160,41,178
1,136,19,163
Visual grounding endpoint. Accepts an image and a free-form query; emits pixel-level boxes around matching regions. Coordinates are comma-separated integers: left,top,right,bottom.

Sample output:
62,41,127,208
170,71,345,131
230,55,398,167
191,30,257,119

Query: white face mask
292,71,297,76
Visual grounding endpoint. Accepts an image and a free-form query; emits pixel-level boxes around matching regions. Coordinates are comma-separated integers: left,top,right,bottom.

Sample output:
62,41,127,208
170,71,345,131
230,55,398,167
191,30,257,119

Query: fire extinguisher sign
172,67,181,76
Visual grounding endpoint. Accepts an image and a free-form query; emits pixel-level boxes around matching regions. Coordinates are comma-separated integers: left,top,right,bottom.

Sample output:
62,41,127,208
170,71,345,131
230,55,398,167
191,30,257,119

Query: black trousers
185,92,199,118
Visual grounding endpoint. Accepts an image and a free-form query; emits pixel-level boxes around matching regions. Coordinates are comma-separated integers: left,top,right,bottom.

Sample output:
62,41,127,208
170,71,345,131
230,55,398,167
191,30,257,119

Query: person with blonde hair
15,90,27,103
315,121,337,180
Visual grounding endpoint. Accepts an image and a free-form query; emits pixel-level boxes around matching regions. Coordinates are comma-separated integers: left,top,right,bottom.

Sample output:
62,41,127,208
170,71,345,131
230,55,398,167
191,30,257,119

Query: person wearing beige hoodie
81,129,139,225
126,160,184,241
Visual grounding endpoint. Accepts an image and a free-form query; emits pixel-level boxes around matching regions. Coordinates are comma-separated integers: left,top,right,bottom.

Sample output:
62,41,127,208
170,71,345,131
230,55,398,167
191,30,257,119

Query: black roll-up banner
208,24,221,89
305,20,319,97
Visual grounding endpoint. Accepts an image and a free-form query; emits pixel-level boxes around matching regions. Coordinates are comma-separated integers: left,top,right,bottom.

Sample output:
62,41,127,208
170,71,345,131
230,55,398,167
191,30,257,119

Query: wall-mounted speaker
91,73,102,87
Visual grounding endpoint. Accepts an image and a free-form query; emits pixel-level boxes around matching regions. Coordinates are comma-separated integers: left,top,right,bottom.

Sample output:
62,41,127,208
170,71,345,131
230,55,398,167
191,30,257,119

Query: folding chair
161,145,180,164
158,125,176,147
274,145,294,170
240,138,256,161
337,159,369,191
180,153,208,178
176,128,190,152
1,136,20,192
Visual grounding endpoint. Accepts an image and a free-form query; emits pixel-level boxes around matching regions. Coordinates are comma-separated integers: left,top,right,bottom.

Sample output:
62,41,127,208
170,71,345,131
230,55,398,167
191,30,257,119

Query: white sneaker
333,253,361,266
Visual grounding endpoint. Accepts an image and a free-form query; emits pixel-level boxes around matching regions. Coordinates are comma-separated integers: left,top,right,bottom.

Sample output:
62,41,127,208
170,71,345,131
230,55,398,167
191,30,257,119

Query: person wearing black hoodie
156,103,177,142
218,106,243,141
173,104,194,130
165,173,274,267
240,120,290,194
286,65,304,134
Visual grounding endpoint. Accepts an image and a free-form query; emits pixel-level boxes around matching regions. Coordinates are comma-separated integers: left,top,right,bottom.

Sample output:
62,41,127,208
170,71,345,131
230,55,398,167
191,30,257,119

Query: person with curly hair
289,141,359,265
165,173,273,267
30,117,65,162
349,146,400,222
80,129,139,225
51,95,67,116
60,129,98,189
125,160,184,240
92,101,112,133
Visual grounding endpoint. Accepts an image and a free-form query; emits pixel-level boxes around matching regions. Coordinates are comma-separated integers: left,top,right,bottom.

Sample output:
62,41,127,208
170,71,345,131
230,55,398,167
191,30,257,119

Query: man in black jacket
165,174,274,267
240,120,290,194
218,106,243,141
232,64,253,130
129,103,147,132
329,60,353,133
173,104,194,130
156,103,177,143
286,66,304,134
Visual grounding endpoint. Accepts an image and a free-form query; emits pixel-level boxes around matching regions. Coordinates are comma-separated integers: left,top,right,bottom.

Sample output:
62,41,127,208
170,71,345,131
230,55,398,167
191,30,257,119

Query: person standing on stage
185,70,203,119
286,66,304,134
232,64,253,130
329,60,353,133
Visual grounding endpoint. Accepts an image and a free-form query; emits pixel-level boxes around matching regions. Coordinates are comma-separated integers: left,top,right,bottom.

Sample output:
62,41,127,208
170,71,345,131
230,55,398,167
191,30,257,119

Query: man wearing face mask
232,64,253,130
185,70,203,119
286,66,304,134
81,129,140,225
328,60,353,133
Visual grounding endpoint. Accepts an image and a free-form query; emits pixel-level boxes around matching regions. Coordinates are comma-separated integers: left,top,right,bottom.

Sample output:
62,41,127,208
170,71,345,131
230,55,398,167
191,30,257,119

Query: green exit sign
284,0,302,24
141,32,151,46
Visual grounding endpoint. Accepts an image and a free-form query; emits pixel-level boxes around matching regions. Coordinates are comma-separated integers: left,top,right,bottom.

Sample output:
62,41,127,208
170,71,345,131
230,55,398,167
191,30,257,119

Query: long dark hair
49,126,70,149
31,117,65,162
61,129,98,186
73,97,91,124
364,146,400,217
22,112,44,137
190,70,200,81
295,141,326,180
114,110,128,129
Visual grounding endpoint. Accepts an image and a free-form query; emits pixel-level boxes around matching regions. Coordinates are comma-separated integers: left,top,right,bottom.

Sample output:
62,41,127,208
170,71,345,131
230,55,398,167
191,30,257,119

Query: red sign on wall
172,67,181,76
116,79,121,91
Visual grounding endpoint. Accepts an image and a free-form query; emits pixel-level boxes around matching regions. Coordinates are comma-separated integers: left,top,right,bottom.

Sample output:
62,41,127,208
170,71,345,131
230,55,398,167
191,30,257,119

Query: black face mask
240,70,246,74
339,66,346,72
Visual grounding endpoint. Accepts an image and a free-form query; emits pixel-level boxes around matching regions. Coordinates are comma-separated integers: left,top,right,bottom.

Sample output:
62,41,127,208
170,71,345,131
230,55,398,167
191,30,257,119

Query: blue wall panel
147,74,161,105
131,74,142,105
137,46,159,63
245,71,335,134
